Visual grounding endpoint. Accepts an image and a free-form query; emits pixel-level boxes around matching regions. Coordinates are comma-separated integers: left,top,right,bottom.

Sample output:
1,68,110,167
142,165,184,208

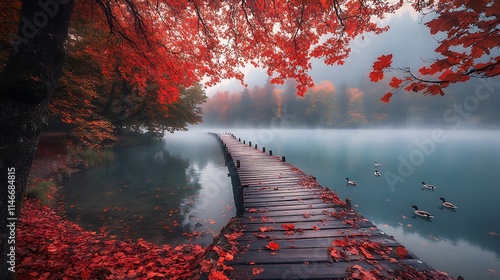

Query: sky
204,7,437,96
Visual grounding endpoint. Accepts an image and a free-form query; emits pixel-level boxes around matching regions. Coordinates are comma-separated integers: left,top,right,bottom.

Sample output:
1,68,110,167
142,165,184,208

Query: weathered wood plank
244,198,327,208
228,259,432,280
242,219,374,232
238,227,376,241
237,234,401,250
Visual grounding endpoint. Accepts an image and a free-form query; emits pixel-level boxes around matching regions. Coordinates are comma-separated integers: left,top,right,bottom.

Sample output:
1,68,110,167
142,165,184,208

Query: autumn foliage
370,0,500,102
16,199,204,279
17,198,245,279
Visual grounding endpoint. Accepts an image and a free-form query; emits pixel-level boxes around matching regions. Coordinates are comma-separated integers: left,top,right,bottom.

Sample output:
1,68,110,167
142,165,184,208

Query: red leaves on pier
252,267,264,275
266,241,280,251
396,246,409,258
281,223,295,231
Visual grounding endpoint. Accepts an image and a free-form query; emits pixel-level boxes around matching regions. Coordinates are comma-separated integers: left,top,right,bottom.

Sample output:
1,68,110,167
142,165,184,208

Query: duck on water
439,197,458,209
421,182,436,190
411,205,434,218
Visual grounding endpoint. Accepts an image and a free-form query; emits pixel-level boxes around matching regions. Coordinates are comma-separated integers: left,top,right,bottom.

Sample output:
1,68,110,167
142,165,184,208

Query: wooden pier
214,133,446,280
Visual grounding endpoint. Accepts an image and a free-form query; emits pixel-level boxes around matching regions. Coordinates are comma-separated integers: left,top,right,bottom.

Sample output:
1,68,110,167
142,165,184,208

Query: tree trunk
0,0,74,279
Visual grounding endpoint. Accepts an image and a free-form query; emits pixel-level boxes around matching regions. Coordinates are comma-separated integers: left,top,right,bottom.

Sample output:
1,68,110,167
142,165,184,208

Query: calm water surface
61,132,234,246
62,128,500,279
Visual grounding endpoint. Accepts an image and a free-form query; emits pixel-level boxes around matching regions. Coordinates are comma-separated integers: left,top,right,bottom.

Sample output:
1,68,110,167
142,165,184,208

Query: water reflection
61,133,234,246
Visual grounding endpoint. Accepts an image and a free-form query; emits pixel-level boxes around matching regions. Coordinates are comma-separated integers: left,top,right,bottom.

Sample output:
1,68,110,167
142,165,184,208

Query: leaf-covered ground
16,199,203,279
16,198,242,279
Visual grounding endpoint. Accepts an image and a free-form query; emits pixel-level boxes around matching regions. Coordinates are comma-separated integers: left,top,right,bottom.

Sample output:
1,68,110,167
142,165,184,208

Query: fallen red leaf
396,246,408,258
81,270,91,278
252,267,264,275
266,241,280,251
329,247,341,259
332,239,347,247
360,247,374,259
281,224,295,231
259,226,272,232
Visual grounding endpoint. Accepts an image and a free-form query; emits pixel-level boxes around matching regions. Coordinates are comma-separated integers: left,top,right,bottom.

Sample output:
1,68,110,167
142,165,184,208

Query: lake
60,132,235,247
61,128,500,279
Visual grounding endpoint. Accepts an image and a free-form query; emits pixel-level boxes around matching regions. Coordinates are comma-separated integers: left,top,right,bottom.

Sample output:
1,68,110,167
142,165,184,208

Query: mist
201,11,500,130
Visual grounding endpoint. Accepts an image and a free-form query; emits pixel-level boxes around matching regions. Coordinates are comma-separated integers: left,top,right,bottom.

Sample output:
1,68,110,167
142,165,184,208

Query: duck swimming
421,182,436,190
411,205,434,218
374,170,381,177
346,178,357,186
439,197,458,209
374,162,382,167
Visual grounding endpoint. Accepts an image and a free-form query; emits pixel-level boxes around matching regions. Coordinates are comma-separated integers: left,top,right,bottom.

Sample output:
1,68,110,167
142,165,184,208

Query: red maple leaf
266,241,280,251
281,224,295,231
252,267,264,275
332,239,347,247
380,92,393,103
396,246,408,258
389,77,403,88
373,54,393,70
329,247,341,259
369,70,384,82
359,247,374,259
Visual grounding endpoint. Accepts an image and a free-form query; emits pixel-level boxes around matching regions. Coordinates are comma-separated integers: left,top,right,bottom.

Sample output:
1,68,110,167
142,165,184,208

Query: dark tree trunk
0,0,74,278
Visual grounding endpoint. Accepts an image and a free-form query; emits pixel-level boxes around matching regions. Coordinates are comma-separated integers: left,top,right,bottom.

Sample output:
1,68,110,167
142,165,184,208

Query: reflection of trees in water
61,143,204,245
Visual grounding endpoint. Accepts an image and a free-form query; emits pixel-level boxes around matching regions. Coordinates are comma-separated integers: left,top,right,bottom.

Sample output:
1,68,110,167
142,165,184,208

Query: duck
346,178,357,186
439,197,458,209
374,162,382,167
421,182,436,190
374,170,381,177
411,205,434,218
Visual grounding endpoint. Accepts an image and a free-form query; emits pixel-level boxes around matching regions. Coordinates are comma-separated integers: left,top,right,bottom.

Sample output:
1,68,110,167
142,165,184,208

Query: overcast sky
205,8,439,96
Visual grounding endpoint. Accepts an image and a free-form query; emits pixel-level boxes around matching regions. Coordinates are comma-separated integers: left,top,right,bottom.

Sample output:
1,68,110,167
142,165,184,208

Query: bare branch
333,0,345,27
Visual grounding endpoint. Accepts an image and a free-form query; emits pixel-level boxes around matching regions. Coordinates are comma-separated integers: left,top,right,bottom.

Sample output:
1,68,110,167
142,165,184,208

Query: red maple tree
370,0,499,102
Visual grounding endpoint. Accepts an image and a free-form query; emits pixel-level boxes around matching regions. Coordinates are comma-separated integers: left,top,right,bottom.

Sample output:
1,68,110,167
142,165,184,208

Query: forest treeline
202,78,500,129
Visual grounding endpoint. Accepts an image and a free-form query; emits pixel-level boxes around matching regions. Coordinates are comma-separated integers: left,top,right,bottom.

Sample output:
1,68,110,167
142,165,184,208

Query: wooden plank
244,202,334,212
242,219,374,233
244,198,327,208
228,259,432,280
243,189,323,198
237,234,401,250
238,227,376,241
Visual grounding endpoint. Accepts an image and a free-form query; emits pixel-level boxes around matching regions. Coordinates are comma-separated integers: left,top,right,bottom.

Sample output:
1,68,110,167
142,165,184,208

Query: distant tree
234,88,254,126
336,83,349,126
304,81,338,126
346,87,367,126
249,79,277,125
